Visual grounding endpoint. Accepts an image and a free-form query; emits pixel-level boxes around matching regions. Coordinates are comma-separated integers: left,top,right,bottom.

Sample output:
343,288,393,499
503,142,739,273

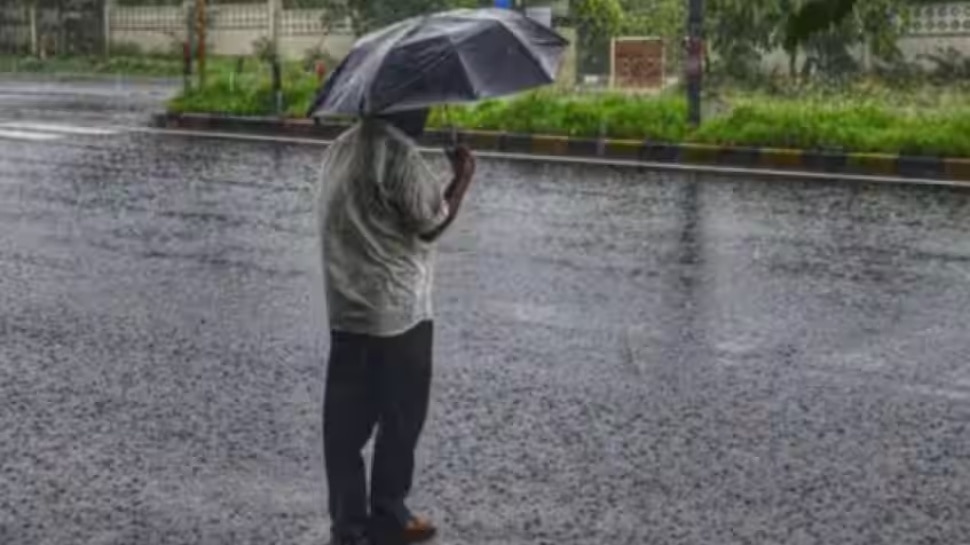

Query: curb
152,112,970,183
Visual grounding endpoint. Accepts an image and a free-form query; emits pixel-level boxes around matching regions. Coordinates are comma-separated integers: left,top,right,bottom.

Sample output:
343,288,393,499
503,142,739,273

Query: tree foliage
783,0,857,50
706,0,791,78
785,0,907,56
571,0,624,37
707,0,910,80
571,0,683,39
620,0,684,44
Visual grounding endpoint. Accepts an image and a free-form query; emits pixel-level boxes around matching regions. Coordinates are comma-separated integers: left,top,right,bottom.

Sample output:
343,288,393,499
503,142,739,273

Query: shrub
301,44,337,73
110,41,145,58
252,37,275,65
428,91,688,141
691,94,970,156
168,77,970,158
170,66,321,117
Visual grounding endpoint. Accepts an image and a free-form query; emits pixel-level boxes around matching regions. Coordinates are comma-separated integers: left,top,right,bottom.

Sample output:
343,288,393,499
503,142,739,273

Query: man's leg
369,321,434,542
325,330,379,541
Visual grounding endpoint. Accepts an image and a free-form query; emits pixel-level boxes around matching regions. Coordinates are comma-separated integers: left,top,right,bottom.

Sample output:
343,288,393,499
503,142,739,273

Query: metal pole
269,0,282,116
272,57,282,116
196,0,207,87
686,0,703,127
268,0,278,49
103,0,112,57
184,0,194,92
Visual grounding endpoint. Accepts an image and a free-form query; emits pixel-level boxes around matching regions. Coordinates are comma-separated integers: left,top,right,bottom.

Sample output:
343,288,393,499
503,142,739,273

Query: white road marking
0,121,119,136
0,128,63,141
0,93,43,100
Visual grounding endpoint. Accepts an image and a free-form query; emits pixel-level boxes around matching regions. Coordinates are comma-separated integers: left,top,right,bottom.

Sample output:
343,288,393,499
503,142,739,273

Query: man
316,108,476,545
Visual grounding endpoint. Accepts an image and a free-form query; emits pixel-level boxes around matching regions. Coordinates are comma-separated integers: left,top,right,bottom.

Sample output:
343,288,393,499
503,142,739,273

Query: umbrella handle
443,105,458,149
443,105,459,169
445,147,459,167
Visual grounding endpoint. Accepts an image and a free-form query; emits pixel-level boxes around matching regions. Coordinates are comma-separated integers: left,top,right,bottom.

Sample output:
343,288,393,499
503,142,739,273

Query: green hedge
169,71,970,158
169,67,319,117
428,92,689,142
692,97,970,157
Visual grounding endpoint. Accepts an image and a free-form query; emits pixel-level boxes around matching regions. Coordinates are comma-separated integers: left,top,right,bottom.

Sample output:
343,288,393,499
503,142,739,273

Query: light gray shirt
316,119,450,337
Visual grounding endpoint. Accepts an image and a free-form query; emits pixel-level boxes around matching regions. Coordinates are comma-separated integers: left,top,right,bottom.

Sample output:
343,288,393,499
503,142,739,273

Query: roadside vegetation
167,67,970,158
164,0,970,157
12,0,970,157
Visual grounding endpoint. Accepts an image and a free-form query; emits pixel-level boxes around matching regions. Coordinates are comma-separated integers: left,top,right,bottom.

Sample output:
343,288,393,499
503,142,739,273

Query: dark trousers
324,320,433,538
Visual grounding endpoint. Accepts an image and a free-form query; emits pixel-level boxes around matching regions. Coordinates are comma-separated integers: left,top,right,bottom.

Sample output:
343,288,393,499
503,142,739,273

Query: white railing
110,3,349,35
110,5,184,31
907,2,970,36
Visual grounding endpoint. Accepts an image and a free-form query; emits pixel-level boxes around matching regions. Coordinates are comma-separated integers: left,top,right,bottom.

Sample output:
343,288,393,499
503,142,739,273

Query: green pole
686,0,703,126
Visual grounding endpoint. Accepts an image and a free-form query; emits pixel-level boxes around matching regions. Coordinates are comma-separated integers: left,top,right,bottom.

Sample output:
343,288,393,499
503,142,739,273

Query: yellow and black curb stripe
155,112,970,183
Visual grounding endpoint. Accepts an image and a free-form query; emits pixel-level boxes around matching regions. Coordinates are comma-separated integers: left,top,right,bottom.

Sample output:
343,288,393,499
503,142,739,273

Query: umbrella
307,8,569,116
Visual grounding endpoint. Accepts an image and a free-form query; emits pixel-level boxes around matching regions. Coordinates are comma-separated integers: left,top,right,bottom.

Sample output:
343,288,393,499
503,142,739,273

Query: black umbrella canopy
308,8,569,116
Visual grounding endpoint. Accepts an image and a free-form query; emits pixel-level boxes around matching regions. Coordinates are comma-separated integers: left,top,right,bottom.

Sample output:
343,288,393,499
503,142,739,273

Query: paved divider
153,112,970,182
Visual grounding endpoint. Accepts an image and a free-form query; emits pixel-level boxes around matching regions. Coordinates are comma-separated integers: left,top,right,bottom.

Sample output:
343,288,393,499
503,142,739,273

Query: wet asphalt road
1,80,969,545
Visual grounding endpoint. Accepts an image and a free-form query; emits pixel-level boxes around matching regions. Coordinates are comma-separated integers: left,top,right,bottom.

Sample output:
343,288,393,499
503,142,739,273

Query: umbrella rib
363,16,434,113
380,43,476,112
448,17,562,79
446,34,481,101
308,51,355,116
316,9,568,114
495,19,558,79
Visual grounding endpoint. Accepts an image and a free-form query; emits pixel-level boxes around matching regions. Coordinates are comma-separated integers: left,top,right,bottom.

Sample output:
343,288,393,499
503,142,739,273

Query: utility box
610,37,665,90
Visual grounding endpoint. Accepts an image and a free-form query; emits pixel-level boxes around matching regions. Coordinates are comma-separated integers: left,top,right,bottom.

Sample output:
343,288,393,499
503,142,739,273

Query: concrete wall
21,1,970,76
898,35,970,62
106,3,565,68
0,6,28,52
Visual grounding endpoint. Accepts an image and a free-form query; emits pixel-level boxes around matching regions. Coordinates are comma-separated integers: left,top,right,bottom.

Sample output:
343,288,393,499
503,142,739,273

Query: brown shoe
402,516,437,543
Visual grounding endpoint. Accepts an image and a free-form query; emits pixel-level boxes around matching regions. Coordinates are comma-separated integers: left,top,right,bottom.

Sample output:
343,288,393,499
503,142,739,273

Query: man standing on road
316,108,476,545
